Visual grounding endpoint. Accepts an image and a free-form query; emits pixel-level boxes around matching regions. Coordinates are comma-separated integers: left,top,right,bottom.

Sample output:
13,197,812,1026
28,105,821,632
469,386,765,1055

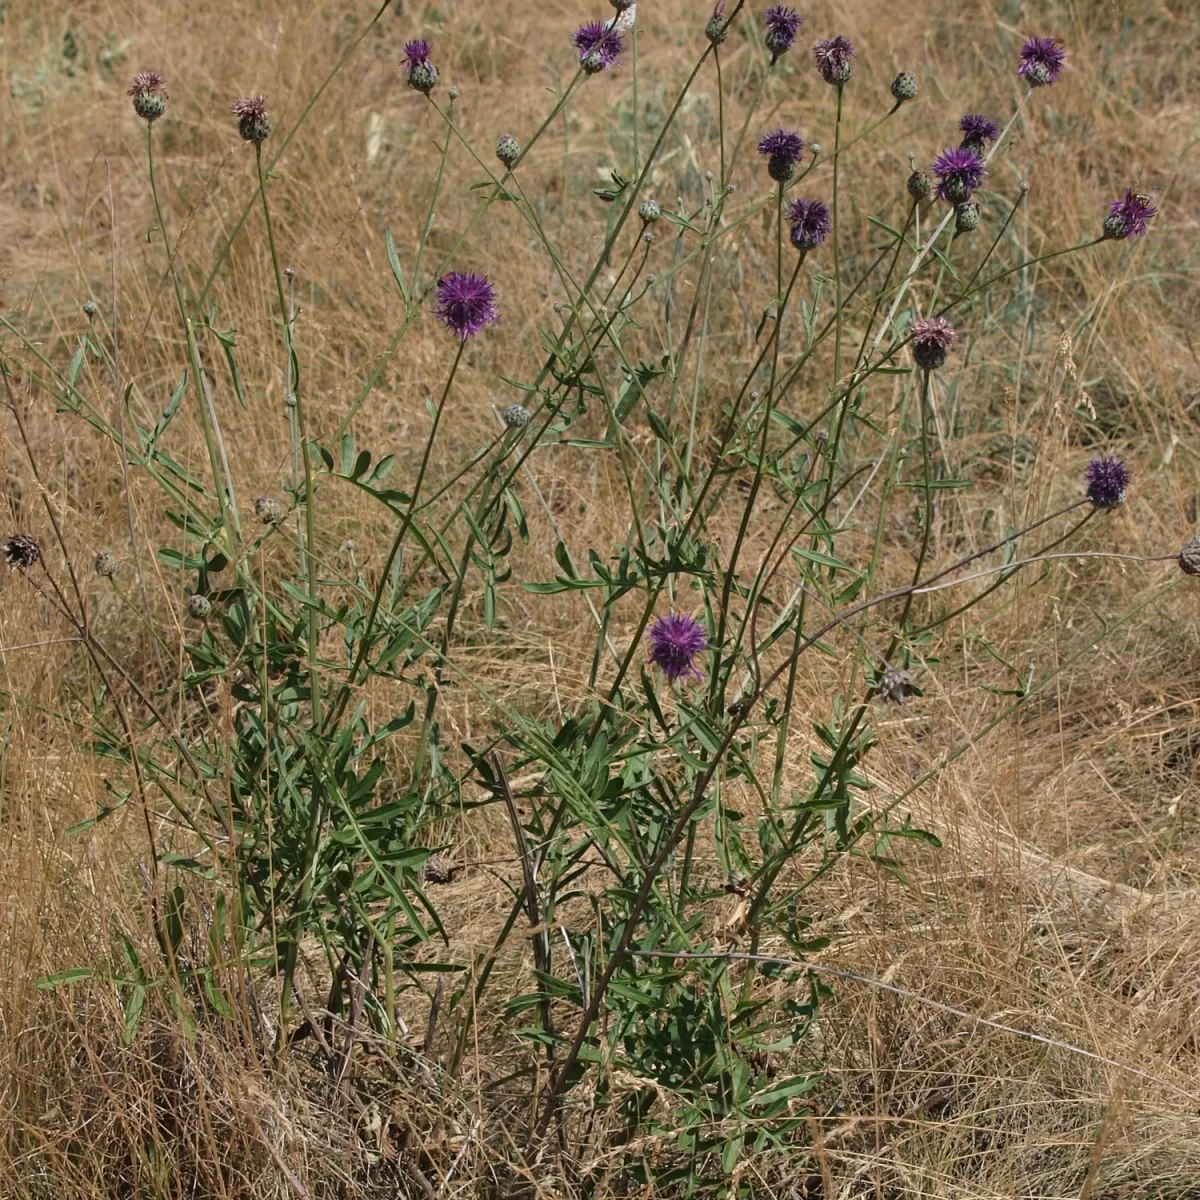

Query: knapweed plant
5,3,1189,1194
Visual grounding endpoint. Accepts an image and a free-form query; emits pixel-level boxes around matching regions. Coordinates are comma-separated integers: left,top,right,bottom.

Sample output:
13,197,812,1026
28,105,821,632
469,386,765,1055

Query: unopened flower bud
496,134,521,169
83,299,99,317
639,198,661,223
954,201,980,233
503,404,531,429
93,550,117,579
1178,534,1200,576
890,71,918,103
907,169,931,201
186,593,212,620
254,496,284,524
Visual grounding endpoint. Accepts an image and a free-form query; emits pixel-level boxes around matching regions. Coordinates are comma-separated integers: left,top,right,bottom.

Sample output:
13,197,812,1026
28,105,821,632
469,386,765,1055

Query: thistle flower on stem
254,496,284,525
762,5,802,61
187,593,213,620
910,316,959,371
958,113,998,153
813,35,854,85
890,71,918,103
1018,36,1066,87
496,134,521,169
647,613,709,683
786,196,831,250
1102,189,1156,241
128,71,168,122
875,666,918,705
954,201,980,233
758,128,805,183
931,146,986,203
1085,456,1130,508
3,533,41,569
231,95,270,144
403,39,439,94
907,168,931,202
435,272,499,340
1178,534,1200,577
574,21,623,73
706,2,729,44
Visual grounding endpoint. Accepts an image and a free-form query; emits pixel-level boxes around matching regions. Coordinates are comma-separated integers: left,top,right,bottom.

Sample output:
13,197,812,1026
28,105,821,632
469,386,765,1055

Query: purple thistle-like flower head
1103,189,1156,241
813,35,854,85
435,272,499,340
958,113,999,152
647,612,709,683
574,21,624,73
758,128,805,181
231,95,270,144
910,315,959,371
129,71,168,122
403,39,440,93
1018,36,1066,86
762,5,803,59
932,146,986,203
786,196,831,250
1086,456,1130,508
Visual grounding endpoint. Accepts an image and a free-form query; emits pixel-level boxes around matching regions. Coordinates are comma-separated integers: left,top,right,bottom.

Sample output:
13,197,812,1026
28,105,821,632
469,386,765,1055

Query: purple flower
402,39,439,93
647,613,709,683
128,71,168,122
758,128,805,182
786,197,831,250
910,315,959,371
1086,457,1130,508
931,146,986,203
1103,189,1156,240
813,35,854,85
435,272,499,340
231,95,270,144
1018,36,1066,87
958,114,998,153
574,21,624,73
763,5,802,60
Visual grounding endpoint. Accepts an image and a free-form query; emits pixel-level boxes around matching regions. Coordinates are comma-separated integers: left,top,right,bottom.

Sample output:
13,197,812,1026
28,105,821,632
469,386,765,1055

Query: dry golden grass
3,0,1200,1195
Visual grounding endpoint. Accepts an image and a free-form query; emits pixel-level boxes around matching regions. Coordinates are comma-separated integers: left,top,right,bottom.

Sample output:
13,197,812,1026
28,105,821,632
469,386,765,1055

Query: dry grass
3,0,1200,1195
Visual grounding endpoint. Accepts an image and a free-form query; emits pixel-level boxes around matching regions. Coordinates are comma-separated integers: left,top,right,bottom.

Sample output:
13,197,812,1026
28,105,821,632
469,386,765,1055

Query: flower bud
503,404,531,429
907,170,931,202
186,593,212,620
890,71,918,103
496,134,521,169
639,198,661,223
254,496,284,524
93,550,117,579
954,201,980,233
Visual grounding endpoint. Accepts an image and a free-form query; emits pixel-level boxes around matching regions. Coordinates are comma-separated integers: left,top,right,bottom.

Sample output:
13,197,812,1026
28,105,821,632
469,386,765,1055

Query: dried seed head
93,550,118,579
502,403,531,429
875,666,917,704
186,593,212,620
424,853,460,884
496,134,521,169
639,197,661,223
954,201,981,233
1178,534,1200,577
254,496,284,524
3,533,41,569
890,71,918,102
